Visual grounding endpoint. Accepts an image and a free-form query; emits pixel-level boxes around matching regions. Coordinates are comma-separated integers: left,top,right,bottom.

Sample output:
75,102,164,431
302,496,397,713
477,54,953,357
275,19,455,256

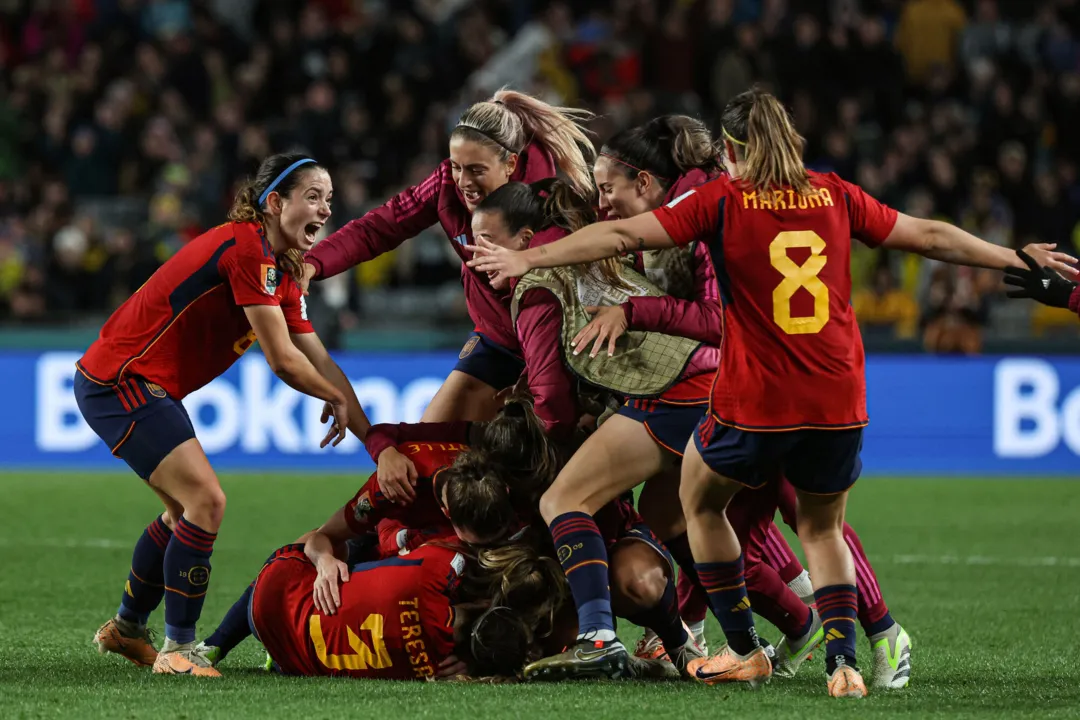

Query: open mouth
462,189,481,205
304,221,323,240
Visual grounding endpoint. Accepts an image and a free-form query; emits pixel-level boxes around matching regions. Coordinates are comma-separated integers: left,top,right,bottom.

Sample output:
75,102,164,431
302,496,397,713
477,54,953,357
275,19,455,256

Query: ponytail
720,88,811,195
452,88,595,197
601,115,720,186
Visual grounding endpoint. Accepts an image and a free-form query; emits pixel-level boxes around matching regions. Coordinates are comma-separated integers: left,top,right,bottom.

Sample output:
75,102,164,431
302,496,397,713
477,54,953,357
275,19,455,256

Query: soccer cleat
666,631,707,678
633,629,669,662
194,641,222,667
93,618,159,667
264,652,274,672
625,653,680,681
827,663,868,698
152,642,222,677
523,638,630,682
772,609,824,678
870,624,911,689
686,645,772,688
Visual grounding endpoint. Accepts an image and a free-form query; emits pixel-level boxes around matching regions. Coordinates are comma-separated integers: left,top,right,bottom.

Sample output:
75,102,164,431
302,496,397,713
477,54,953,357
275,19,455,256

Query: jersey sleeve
219,225,283,307
364,422,473,463
651,183,721,248
840,179,898,247
306,165,444,279
515,288,578,440
343,473,391,534
281,281,314,334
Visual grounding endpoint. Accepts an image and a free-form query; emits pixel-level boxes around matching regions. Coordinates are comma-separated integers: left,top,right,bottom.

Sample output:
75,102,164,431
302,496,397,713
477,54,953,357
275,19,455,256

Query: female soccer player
467,88,1076,697
302,89,594,423
247,541,559,680
77,153,371,677
588,115,820,668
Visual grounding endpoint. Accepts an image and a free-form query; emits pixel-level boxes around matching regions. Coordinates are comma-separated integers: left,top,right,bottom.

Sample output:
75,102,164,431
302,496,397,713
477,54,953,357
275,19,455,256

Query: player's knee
796,509,843,543
159,510,178,532
186,483,227,531
538,485,566,524
611,557,666,613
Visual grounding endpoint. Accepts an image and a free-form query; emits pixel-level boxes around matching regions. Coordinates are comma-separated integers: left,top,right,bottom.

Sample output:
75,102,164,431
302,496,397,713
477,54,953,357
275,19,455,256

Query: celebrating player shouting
467,88,1076,697
76,153,371,677
303,89,594,423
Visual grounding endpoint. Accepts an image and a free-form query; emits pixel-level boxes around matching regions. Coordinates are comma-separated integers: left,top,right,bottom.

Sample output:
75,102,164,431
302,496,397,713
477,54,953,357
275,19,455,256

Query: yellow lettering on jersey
308,613,392,671
402,624,422,640
400,610,420,624
410,652,429,666
232,329,257,356
772,190,786,210
797,192,810,210
742,191,758,210
399,598,419,608
819,188,835,206
759,191,773,210
770,230,830,335
806,192,822,208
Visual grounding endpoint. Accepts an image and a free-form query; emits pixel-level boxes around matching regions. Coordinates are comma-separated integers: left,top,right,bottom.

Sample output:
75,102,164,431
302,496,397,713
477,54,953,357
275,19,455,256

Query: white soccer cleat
870,624,911,689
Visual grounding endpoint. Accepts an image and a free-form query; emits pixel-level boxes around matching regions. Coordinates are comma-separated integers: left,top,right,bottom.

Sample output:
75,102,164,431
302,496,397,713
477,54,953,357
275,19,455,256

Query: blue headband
258,158,317,206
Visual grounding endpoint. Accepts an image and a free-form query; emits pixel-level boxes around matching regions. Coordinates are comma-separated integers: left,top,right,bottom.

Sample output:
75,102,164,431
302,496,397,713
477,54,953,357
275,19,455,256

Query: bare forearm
920,222,1017,270
303,530,338,565
523,222,636,270
272,351,345,404
319,357,371,441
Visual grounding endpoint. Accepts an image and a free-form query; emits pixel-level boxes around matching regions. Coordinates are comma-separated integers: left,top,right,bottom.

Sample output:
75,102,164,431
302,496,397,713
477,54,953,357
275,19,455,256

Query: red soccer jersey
653,172,898,429
77,221,313,399
252,544,462,680
342,441,467,538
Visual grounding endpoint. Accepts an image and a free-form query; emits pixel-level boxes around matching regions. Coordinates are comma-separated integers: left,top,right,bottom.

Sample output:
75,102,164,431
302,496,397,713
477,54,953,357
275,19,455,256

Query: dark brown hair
473,397,560,511
600,115,720,186
228,152,326,283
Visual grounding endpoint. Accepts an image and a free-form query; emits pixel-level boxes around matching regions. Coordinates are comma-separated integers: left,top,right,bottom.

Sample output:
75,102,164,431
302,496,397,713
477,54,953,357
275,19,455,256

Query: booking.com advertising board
3,350,1080,475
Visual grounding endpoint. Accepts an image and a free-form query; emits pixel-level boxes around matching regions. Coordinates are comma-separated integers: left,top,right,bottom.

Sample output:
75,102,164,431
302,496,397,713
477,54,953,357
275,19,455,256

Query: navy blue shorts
452,331,525,391
611,523,675,575
617,398,707,457
693,414,863,495
74,370,196,481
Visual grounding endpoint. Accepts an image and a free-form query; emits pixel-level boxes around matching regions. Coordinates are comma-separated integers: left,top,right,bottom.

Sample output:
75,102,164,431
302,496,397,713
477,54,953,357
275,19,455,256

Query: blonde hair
720,88,812,195
453,88,596,197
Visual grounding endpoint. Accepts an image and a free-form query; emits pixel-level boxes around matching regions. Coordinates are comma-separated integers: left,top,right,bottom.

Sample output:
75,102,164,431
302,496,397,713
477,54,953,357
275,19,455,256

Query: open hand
465,237,531,281
377,446,418,504
571,305,628,358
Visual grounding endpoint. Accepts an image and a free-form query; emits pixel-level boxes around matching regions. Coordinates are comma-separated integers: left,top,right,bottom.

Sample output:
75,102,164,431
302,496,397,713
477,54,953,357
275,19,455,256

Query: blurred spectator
853,262,920,340
921,265,991,355
896,0,967,86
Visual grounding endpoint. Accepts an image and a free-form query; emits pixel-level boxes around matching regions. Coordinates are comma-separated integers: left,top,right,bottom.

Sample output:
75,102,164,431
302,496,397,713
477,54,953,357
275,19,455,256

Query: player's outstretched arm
466,213,675,280
244,305,348,447
880,213,1079,276
300,507,356,615
291,331,372,443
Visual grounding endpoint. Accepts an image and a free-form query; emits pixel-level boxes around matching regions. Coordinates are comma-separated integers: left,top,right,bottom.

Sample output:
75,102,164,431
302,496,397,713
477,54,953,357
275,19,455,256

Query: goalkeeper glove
1003,248,1077,309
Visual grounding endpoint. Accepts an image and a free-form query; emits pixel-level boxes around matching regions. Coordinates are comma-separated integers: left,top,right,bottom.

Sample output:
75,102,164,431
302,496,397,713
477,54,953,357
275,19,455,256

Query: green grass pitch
2,472,1080,719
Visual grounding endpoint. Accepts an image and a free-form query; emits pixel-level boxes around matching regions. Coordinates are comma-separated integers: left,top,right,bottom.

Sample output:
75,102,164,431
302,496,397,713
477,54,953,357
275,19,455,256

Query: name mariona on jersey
742,187,836,212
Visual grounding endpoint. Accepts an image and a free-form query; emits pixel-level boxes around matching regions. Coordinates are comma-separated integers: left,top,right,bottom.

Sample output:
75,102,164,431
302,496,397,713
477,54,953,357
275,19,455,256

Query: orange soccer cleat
686,645,772,688
93,618,159,667
827,663,868,698
152,645,223,678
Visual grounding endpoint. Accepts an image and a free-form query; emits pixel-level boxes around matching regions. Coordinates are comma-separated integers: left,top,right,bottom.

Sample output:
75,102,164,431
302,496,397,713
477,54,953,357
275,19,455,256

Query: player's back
265,544,462,680
661,171,896,430
78,221,298,399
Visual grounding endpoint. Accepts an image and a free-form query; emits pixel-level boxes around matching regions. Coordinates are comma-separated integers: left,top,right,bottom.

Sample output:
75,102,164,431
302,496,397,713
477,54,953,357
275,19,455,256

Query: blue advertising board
3,350,1079,474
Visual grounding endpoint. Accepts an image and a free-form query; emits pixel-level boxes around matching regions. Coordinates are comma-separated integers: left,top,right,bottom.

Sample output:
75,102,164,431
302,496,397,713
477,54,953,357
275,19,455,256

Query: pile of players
79,86,1078,696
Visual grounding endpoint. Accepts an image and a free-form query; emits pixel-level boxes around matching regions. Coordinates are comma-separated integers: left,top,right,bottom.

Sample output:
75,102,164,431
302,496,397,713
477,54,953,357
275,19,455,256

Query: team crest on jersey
144,382,167,398
353,492,373,523
261,265,280,295
459,335,480,359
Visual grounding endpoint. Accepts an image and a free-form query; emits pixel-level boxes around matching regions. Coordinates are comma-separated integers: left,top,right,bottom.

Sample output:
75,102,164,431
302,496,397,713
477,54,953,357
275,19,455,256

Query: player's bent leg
679,437,771,688
525,419,667,683
610,539,703,677
421,370,506,422
148,438,225,677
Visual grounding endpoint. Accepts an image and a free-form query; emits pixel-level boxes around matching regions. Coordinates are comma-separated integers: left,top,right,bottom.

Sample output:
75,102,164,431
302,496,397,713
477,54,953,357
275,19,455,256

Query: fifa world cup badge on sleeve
261,265,280,295
353,492,374,524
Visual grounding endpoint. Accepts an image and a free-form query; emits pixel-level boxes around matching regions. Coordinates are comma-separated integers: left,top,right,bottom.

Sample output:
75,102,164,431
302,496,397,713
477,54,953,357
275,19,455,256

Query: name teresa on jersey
742,187,836,211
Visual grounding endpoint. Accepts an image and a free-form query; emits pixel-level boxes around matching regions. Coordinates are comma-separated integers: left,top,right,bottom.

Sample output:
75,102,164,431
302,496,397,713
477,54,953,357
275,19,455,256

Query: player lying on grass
245,541,561,681
467,87,1076,697
77,152,371,678
468,154,822,681
197,400,554,665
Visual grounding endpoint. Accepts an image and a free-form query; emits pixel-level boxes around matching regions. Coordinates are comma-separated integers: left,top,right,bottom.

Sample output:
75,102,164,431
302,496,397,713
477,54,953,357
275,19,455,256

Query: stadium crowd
1,0,1079,350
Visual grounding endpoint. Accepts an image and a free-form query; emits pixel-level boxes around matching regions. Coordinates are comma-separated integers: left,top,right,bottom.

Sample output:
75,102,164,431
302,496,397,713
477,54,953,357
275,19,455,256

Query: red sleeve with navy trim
839,178,898,247
219,224,283,307
651,180,724,248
